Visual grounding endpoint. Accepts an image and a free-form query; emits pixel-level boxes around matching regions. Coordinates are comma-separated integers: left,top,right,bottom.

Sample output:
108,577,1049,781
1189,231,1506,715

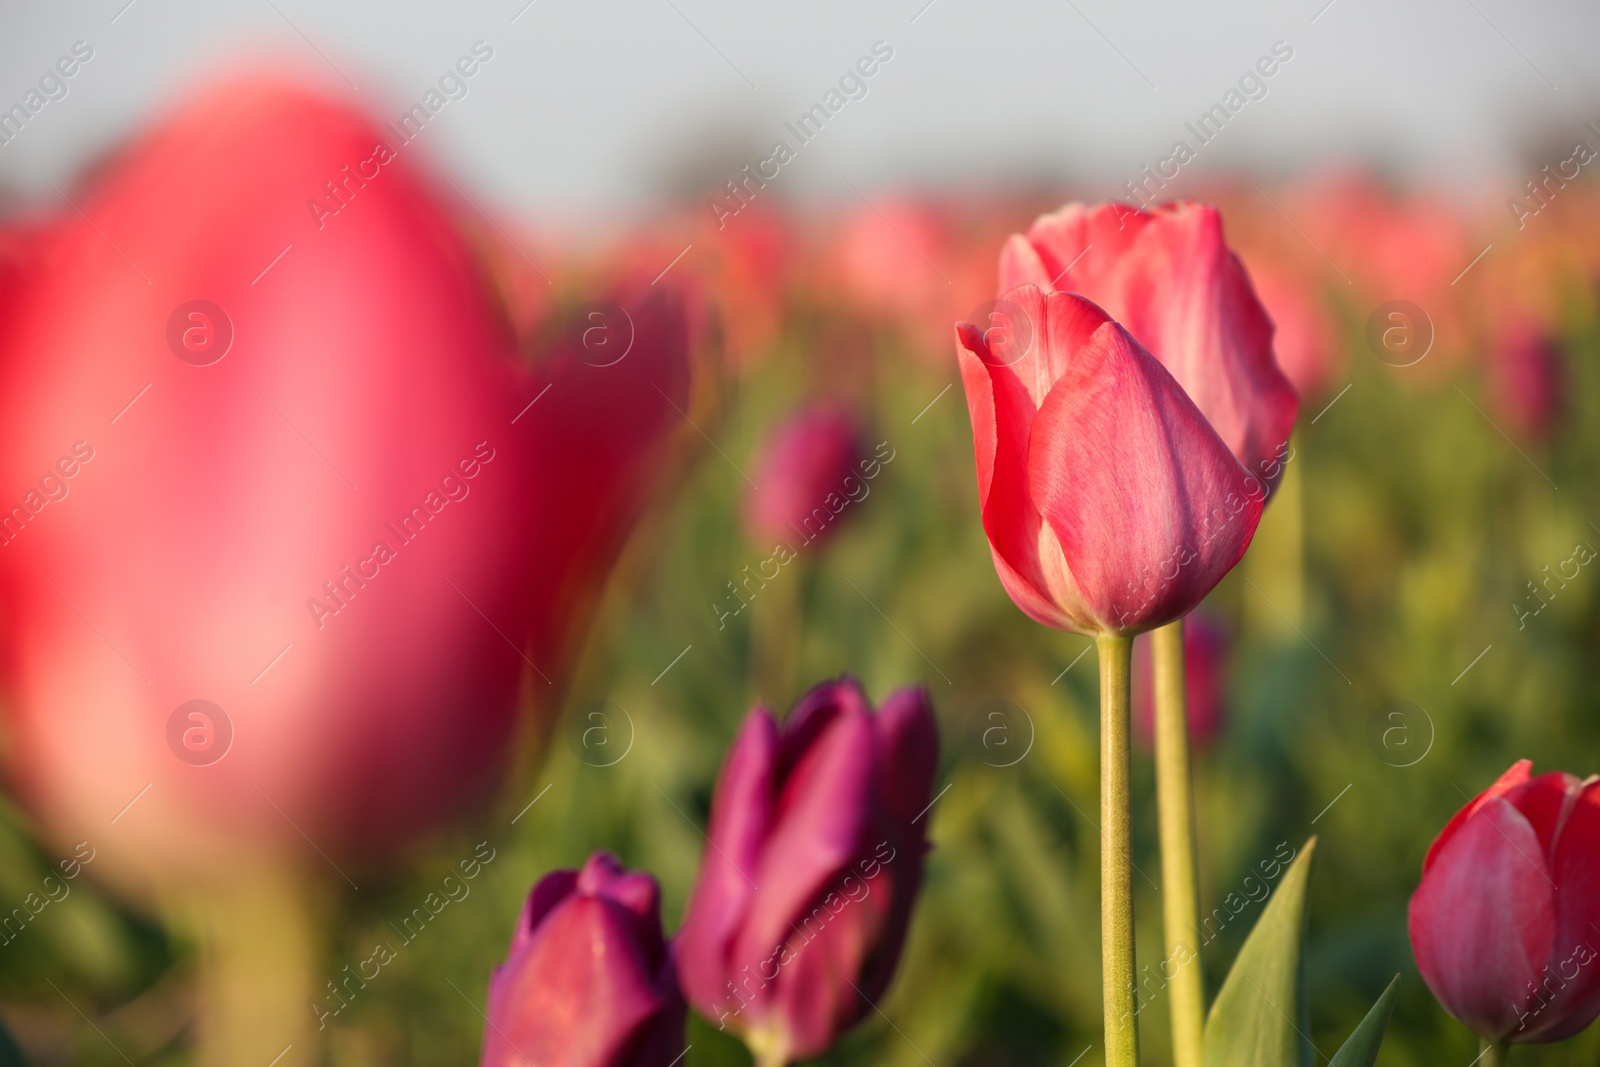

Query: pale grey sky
1,0,1594,226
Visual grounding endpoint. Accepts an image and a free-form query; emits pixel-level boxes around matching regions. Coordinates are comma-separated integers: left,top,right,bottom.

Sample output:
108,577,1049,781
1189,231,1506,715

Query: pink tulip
1487,319,1562,442
743,402,867,547
676,678,938,1064
999,200,1298,492
955,285,1264,635
482,852,686,1067
1409,760,1600,1044
1133,614,1228,751
0,78,693,881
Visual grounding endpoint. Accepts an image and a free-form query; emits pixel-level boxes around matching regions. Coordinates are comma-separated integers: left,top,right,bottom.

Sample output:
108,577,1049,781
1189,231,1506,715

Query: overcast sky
2,0,1596,226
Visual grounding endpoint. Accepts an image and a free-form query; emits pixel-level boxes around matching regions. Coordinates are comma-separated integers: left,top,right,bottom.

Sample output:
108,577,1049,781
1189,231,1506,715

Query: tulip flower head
677,678,938,1064
743,402,867,548
1409,760,1600,1045
999,200,1299,493
482,852,686,1067
0,78,694,887
956,285,1264,636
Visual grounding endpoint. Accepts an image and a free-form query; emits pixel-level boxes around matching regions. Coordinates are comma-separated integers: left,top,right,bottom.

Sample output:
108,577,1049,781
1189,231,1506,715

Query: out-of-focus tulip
0,77,693,882
1249,258,1340,401
1409,760,1600,1045
955,286,1264,635
1133,614,1228,751
677,678,938,1065
999,200,1298,491
1487,319,1563,442
482,852,686,1067
743,402,867,547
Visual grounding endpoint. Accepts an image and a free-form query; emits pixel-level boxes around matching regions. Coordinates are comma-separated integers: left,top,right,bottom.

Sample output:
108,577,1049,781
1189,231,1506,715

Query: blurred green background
2,184,1599,1067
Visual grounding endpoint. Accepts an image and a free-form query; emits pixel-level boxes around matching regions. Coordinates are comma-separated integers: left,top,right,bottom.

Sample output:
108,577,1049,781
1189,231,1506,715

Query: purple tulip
481,852,686,1067
743,402,868,548
677,678,939,1065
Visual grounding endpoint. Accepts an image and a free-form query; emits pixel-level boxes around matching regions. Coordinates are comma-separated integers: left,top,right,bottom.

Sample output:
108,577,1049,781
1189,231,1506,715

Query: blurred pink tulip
677,678,938,1064
1132,614,1228,751
1000,200,1299,492
1409,761,1600,1045
1487,319,1562,442
0,78,693,881
743,402,867,547
482,852,686,1067
955,286,1264,635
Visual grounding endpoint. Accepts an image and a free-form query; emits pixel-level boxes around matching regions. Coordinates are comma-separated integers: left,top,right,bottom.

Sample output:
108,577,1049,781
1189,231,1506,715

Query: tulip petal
1423,759,1533,876
1409,796,1555,1040
872,686,940,833
1009,201,1299,488
1025,293,1263,632
956,293,1095,631
677,710,779,1014
1519,776,1600,1043
733,698,876,975
484,896,667,1067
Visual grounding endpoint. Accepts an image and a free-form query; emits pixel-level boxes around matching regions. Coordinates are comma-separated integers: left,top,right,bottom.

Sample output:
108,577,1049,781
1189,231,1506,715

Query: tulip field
1,36,1600,1067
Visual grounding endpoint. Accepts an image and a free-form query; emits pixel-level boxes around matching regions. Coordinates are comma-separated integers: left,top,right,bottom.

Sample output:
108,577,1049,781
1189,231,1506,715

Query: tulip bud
743,402,867,548
999,200,1299,493
482,852,686,1067
0,78,693,884
1488,319,1562,442
677,678,938,1064
955,285,1263,636
1133,614,1228,751
1408,760,1600,1045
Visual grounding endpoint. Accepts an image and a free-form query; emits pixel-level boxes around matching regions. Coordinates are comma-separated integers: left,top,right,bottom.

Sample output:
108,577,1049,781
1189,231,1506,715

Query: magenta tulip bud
482,852,686,1067
677,678,939,1064
742,403,867,548
1408,761,1600,1045
1132,614,1228,752
1488,320,1562,442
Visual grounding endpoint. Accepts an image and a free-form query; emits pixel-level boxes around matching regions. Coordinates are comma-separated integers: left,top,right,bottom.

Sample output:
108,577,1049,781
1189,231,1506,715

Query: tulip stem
1097,632,1140,1067
1479,1040,1510,1067
1152,619,1205,1067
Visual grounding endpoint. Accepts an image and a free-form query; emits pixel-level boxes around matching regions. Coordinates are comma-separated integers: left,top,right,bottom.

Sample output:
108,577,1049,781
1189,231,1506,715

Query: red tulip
999,200,1298,492
0,78,692,882
676,678,938,1064
482,852,686,1067
743,402,868,548
955,286,1264,635
1133,614,1228,751
1487,319,1562,442
1409,760,1600,1044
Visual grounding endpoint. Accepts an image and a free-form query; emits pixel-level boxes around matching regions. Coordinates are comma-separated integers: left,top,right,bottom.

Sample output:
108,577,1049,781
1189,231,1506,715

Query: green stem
1098,632,1140,1067
1479,1039,1510,1067
1152,619,1205,1067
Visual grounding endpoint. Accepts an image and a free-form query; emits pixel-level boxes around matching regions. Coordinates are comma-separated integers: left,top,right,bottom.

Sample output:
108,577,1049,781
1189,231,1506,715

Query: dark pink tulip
482,852,686,1067
677,678,938,1064
1132,614,1228,751
1488,319,1562,442
956,286,1263,635
1000,200,1299,492
0,78,693,881
1409,761,1600,1044
743,402,867,547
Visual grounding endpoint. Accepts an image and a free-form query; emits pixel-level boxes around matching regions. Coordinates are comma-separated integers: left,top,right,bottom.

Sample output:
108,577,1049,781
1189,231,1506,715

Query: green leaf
1328,975,1401,1067
1201,837,1317,1067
